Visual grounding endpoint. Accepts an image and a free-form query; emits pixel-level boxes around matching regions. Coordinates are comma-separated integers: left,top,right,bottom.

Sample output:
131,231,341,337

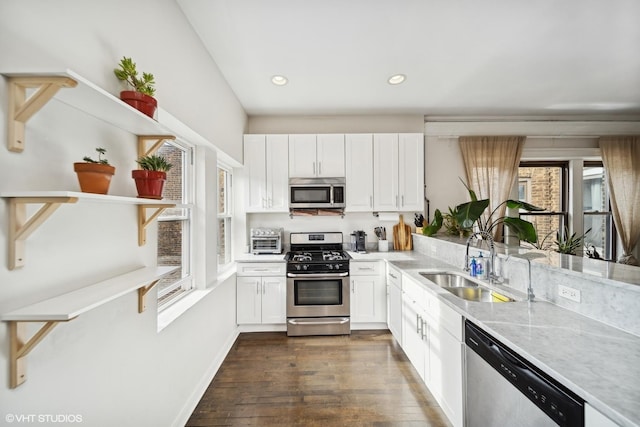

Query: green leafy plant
454,179,544,243
136,154,173,172
114,57,156,96
525,229,555,251
443,206,471,238
82,147,110,165
422,209,443,236
554,227,591,255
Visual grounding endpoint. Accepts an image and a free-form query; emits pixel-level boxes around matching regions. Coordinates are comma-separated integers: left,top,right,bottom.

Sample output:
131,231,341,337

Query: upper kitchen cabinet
345,134,374,212
289,134,345,178
244,134,289,212
373,133,424,212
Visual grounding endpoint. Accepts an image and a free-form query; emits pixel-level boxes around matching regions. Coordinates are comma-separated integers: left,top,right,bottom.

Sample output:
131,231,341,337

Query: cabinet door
585,403,619,427
237,277,262,324
351,276,380,323
438,327,464,427
387,281,402,345
345,134,374,211
398,133,424,211
261,276,286,324
288,134,317,177
265,135,289,211
373,134,399,211
316,134,345,177
244,135,267,212
402,292,425,379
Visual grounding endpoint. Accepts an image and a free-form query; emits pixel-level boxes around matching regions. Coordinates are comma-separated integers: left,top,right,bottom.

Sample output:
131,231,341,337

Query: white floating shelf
2,266,178,388
2,192,176,269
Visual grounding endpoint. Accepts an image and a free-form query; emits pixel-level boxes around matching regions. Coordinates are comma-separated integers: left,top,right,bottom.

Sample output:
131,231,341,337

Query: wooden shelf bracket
8,196,79,270
138,279,161,313
9,319,69,388
137,135,176,158
137,204,174,246
7,76,78,152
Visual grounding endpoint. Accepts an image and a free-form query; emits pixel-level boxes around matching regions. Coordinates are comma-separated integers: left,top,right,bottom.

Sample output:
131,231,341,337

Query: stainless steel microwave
289,177,346,209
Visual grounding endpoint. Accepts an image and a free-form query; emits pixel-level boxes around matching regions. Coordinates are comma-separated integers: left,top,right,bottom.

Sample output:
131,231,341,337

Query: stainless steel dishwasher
465,321,584,427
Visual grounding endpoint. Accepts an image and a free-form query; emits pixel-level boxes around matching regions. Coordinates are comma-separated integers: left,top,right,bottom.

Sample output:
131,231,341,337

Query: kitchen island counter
388,253,640,427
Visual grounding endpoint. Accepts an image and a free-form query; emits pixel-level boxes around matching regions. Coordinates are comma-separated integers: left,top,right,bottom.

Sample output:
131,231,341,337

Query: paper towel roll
377,212,400,222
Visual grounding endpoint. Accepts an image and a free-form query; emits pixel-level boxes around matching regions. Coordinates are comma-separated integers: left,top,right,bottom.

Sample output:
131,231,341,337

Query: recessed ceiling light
271,75,288,86
388,74,406,85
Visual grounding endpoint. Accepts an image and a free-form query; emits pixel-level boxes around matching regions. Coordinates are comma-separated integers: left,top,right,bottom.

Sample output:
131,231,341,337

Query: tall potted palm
74,147,116,194
132,154,173,199
113,56,157,118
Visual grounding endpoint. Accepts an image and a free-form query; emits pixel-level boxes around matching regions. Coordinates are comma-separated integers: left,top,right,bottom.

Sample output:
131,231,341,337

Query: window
156,141,194,308
583,162,615,260
518,162,568,249
218,166,233,270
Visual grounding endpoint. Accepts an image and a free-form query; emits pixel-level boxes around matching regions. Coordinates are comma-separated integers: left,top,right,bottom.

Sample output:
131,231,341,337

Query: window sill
157,265,237,332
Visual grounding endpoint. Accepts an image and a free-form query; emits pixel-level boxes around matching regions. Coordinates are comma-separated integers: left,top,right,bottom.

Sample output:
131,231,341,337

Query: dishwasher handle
465,321,584,427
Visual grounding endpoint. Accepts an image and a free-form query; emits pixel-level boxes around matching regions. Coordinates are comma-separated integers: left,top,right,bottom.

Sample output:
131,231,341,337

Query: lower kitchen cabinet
585,403,619,427
400,273,464,427
386,264,402,345
350,261,386,324
236,262,286,325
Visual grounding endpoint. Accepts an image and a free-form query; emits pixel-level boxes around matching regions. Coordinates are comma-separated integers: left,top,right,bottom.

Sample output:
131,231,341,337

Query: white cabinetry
236,263,286,325
350,261,386,324
244,134,289,212
400,273,464,427
373,133,424,211
345,134,374,211
386,264,403,345
289,134,345,178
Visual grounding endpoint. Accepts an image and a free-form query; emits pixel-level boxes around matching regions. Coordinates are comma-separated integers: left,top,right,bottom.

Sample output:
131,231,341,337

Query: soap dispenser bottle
477,253,485,279
470,257,477,277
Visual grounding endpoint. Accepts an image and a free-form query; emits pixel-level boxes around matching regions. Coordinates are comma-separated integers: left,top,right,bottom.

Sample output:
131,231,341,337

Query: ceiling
177,0,640,117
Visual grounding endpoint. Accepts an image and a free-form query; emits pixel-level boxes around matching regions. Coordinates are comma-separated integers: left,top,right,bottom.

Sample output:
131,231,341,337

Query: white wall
0,1,246,425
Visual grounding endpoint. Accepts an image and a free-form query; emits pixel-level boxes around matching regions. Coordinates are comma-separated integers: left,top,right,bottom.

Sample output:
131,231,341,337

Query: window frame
217,164,233,271
156,139,195,310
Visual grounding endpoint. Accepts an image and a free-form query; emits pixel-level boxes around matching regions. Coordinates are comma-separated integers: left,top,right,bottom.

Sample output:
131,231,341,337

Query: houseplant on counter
132,154,173,199
74,147,116,194
113,56,157,118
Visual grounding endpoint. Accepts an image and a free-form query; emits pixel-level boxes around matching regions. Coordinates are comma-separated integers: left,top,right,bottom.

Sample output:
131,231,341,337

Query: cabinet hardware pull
389,273,398,279
318,162,322,175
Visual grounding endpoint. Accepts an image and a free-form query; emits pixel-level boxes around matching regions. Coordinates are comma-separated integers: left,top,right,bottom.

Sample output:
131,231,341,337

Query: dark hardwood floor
186,330,451,427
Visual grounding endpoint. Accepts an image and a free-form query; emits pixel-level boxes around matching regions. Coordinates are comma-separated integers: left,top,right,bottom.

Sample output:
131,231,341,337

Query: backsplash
413,233,640,337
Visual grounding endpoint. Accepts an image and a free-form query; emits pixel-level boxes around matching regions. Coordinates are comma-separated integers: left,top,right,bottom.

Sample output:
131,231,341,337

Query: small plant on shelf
113,56,157,118
136,154,173,172
73,147,116,194
81,147,110,165
554,226,591,255
132,154,173,199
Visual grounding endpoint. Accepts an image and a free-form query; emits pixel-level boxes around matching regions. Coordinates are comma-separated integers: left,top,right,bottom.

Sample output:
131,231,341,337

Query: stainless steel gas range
285,232,351,336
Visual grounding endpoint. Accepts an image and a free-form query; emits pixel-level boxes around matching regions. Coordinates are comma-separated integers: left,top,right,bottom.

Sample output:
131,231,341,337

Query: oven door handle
288,318,350,325
287,272,349,278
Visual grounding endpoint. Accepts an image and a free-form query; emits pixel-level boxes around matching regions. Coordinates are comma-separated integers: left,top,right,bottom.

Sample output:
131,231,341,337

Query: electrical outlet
558,285,581,302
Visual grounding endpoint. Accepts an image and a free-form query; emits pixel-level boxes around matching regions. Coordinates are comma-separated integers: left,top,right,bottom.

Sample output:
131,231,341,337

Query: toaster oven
250,228,283,254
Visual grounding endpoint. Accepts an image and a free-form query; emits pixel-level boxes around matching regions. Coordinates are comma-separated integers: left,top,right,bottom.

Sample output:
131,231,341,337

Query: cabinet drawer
438,300,463,341
387,265,402,288
402,275,426,309
237,262,285,276
350,261,381,276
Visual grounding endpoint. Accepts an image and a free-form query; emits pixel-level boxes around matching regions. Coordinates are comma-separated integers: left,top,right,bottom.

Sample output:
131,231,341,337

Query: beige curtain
599,137,640,265
459,136,526,242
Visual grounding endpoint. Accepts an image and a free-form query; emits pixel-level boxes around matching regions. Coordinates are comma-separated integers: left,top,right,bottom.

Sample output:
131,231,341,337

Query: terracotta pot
120,91,157,119
74,163,116,194
132,169,166,199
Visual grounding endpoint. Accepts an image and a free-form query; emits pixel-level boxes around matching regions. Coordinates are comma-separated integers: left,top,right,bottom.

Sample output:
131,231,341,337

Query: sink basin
444,286,514,303
419,272,479,288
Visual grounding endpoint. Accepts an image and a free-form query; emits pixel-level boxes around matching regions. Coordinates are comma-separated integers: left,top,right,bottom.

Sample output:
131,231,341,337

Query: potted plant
132,154,173,199
113,56,157,118
74,147,116,194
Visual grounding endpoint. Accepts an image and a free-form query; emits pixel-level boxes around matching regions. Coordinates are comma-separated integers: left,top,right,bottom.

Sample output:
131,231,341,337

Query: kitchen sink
419,271,514,303
444,286,514,303
419,271,479,288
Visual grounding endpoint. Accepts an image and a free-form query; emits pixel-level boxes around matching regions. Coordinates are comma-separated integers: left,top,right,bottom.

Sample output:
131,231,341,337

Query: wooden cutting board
393,214,413,250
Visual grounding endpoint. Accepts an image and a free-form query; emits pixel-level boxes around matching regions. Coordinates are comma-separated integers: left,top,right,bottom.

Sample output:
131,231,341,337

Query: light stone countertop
382,252,640,427
235,253,286,262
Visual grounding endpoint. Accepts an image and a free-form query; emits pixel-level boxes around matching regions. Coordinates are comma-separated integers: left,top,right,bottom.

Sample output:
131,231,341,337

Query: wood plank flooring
186,330,451,427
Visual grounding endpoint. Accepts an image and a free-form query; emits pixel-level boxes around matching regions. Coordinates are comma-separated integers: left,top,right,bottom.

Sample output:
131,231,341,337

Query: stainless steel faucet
464,231,498,283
